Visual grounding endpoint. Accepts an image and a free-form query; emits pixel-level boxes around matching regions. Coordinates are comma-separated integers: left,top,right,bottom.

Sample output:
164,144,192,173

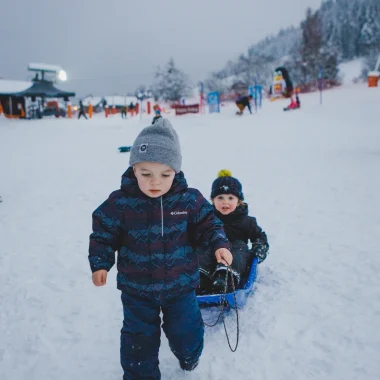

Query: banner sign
249,85,263,108
207,91,220,113
174,104,200,115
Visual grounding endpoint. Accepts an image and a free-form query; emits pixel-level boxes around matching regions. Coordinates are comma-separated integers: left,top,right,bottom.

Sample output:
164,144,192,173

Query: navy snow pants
120,290,204,380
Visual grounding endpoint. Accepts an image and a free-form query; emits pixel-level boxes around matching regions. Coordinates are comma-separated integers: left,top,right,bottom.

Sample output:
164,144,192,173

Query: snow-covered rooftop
0,79,33,94
28,63,62,73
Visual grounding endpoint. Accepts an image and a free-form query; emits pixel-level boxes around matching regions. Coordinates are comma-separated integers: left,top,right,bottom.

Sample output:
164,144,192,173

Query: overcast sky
0,0,323,96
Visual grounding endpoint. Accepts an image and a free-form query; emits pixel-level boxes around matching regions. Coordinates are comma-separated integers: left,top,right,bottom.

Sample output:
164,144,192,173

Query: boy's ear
133,165,136,174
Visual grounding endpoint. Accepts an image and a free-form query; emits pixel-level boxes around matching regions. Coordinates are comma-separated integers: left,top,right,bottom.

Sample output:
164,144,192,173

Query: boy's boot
180,359,199,371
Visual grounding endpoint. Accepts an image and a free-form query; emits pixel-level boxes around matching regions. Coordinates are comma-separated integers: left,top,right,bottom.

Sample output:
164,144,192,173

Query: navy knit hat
210,169,244,200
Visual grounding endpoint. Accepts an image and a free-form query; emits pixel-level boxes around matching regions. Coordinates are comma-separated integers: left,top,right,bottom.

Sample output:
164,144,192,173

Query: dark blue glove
251,243,269,264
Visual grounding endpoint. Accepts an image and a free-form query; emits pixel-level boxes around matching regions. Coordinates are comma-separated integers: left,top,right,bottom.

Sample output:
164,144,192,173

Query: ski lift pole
9,96,13,118
254,78,258,113
124,94,127,119
136,92,144,120
318,68,323,105
199,82,204,114
374,53,380,72
136,91,152,121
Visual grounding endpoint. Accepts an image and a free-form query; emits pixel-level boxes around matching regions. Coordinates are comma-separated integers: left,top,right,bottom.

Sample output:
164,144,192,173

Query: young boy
89,118,232,379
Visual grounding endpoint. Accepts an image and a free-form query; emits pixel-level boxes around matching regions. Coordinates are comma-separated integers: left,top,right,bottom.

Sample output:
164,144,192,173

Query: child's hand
92,270,108,286
215,248,233,266
251,243,269,264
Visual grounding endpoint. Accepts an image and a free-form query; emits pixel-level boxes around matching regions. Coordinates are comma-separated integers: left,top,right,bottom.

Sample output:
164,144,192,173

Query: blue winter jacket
89,167,230,300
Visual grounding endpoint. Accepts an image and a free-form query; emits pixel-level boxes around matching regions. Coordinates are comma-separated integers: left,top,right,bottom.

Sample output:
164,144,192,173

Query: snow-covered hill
1,83,379,380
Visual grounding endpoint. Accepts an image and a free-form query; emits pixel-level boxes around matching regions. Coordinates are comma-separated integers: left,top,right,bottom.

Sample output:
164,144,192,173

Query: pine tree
152,59,191,102
204,72,230,94
300,8,339,84
204,0,379,90
299,8,322,83
282,39,304,86
357,0,380,57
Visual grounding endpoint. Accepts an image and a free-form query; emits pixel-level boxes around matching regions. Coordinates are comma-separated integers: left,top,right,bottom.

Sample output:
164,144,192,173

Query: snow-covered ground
339,58,364,84
1,84,380,380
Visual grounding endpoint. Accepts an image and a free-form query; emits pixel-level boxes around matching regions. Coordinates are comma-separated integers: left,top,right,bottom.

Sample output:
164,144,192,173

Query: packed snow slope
1,84,379,380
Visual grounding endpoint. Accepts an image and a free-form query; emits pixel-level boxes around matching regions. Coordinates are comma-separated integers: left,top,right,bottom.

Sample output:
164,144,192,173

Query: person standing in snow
88,118,233,379
235,95,253,115
77,100,87,119
128,102,135,116
197,169,269,294
120,105,127,119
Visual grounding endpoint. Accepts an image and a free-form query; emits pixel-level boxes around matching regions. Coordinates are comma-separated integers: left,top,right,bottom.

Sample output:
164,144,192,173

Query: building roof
0,79,75,98
28,63,62,73
0,79,33,94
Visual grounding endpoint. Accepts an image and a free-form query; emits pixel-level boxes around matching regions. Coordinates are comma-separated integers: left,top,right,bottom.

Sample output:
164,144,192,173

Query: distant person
235,95,253,115
121,105,127,119
151,108,162,124
128,102,135,116
78,100,87,119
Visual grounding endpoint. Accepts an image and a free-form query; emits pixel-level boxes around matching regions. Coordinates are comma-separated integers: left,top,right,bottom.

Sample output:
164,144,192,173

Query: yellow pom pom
218,169,232,178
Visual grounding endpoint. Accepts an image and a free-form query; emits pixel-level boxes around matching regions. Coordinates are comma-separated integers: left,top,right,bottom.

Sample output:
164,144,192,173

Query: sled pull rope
203,265,240,352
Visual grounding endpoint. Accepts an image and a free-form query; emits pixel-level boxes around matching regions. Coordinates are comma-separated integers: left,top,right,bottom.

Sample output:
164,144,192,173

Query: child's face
133,162,175,198
213,194,239,215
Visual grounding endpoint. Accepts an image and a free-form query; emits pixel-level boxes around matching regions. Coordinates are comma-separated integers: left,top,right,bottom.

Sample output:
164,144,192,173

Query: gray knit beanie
129,118,182,173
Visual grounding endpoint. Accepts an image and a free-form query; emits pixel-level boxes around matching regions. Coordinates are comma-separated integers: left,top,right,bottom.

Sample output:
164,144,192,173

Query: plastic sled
118,146,132,153
197,257,258,309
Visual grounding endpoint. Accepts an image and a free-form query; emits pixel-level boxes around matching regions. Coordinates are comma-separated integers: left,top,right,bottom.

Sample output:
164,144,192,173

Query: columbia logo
171,211,188,215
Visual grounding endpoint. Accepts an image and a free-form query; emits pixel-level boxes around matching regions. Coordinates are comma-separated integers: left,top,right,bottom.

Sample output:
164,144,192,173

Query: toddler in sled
197,169,270,295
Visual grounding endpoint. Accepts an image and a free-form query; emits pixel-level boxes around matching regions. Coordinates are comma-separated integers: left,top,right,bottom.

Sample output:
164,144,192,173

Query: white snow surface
1,84,380,380
338,59,364,84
